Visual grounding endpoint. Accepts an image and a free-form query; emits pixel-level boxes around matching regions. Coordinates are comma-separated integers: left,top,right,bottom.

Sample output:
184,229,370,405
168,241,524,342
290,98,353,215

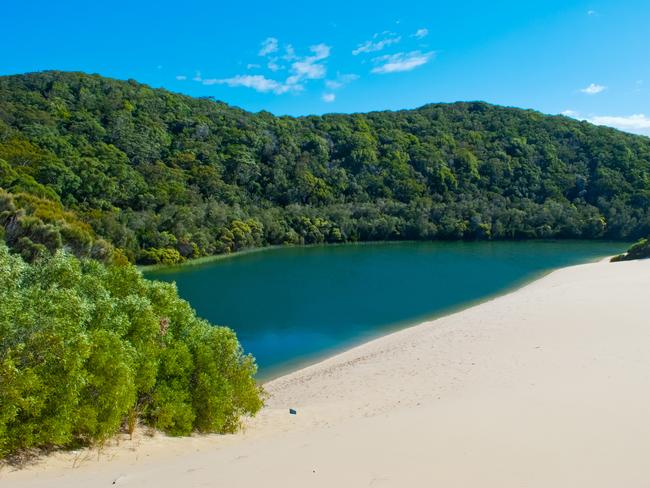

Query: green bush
611,237,650,262
0,244,263,457
139,247,185,265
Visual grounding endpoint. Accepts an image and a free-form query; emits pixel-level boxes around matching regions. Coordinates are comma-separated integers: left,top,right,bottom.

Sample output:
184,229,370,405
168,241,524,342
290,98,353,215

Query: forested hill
1,71,649,264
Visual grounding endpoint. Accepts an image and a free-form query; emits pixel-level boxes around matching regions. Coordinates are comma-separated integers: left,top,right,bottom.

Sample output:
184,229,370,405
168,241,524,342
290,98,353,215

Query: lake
146,241,626,379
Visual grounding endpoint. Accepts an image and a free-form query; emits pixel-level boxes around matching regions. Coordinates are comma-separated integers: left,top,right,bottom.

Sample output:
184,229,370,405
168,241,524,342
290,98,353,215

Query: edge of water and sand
4,256,650,487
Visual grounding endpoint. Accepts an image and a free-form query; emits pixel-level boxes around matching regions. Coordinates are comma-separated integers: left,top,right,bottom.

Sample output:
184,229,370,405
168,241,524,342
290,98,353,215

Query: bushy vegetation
0,243,263,457
611,237,650,261
1,71,649,264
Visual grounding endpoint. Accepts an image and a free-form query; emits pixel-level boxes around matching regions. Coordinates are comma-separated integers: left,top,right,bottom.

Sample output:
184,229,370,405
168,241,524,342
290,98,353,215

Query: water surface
146,241,625,379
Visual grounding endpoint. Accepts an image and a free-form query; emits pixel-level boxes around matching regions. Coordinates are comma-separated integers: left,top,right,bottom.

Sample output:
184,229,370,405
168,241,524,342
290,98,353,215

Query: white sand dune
4,258,650,487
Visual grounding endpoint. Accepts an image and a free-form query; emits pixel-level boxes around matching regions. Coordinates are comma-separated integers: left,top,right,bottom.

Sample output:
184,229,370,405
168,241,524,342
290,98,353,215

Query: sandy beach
4,258,650,487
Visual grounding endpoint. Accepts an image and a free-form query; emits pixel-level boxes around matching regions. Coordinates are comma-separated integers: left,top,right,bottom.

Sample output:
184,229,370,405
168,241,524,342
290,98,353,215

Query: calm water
146,241,625,379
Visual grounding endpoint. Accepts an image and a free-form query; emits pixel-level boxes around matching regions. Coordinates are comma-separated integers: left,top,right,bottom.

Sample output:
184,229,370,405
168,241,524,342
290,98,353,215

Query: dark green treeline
1,71,649,264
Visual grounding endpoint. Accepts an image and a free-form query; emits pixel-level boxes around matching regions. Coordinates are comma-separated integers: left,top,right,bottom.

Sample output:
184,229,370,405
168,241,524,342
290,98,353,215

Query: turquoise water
146,241,626,379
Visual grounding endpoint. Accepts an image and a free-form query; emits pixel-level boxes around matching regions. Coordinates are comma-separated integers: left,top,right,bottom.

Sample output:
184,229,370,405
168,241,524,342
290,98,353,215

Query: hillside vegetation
1,71,649,264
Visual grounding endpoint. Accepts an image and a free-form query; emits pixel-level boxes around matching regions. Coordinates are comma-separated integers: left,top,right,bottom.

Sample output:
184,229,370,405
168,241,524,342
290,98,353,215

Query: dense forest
1,71,649,265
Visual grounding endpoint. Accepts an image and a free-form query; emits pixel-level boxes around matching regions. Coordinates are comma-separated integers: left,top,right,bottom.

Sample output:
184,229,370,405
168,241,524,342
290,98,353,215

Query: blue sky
1,0,649,134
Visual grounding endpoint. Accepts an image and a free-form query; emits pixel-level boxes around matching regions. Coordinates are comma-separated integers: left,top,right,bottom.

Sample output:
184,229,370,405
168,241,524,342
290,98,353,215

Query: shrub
611,237,650,262
0,244,263,457
139,247,185,265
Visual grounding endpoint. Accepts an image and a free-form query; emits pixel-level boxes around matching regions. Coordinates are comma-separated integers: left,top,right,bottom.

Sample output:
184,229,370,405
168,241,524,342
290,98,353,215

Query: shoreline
138,240,429,273
261,255,615,388
257,251,615,382
138,238,627,273
5,257,650,487
257,266,548,383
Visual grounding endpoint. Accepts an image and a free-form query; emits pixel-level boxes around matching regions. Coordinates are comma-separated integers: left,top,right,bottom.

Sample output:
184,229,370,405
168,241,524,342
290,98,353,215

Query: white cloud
325,73,359,90
413,28,429,39
192,71,202,82
589,114,650,135
580,83,606,95
204,75,301,95
322,93,336,103
371,51,434,74
287,62,325,83
561,110,650,136
309,43,331,61
283,44,297,61
325,80,343,89
341,73,360,82
286,43,331,85
267,59,283,72
256,42,300,73
587,9,597,16
259,37,279,56
202,39,330,96
175,75,187,81
352,33,401,55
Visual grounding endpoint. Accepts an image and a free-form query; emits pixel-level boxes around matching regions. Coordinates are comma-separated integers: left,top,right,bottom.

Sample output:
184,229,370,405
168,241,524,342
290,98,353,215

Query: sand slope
4,259,650,487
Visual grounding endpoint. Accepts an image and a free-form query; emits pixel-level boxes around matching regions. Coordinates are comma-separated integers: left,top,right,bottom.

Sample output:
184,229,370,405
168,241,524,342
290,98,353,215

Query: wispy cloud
352,32,401,55
258,38,285,71
267,60,283,72
287,61,325,82
259,37,279,56
200,40,331,96
562,110,650,136
413,28,429,39
325,73,359,90
322,93,336,103
325,80,342,89
286,43,331,85
587,9,597,16
175,75,187,81
309,43,330,60
283,44,297,61
371,51,434,74
589,114,650,135
203,74,301,94
580,83,606,95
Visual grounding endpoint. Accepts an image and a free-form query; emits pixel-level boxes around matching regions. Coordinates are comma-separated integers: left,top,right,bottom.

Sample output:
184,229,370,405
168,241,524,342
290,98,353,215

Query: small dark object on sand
289,408,297,415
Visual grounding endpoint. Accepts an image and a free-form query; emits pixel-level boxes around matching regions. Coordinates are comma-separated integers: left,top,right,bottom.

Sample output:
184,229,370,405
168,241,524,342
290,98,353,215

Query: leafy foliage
0,188,111,262
0,72,649,263
0,244,263,457
611,237,650,261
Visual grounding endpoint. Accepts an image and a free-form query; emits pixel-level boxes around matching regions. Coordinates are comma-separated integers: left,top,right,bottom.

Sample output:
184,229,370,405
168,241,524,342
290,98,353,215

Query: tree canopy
0,71,649,264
